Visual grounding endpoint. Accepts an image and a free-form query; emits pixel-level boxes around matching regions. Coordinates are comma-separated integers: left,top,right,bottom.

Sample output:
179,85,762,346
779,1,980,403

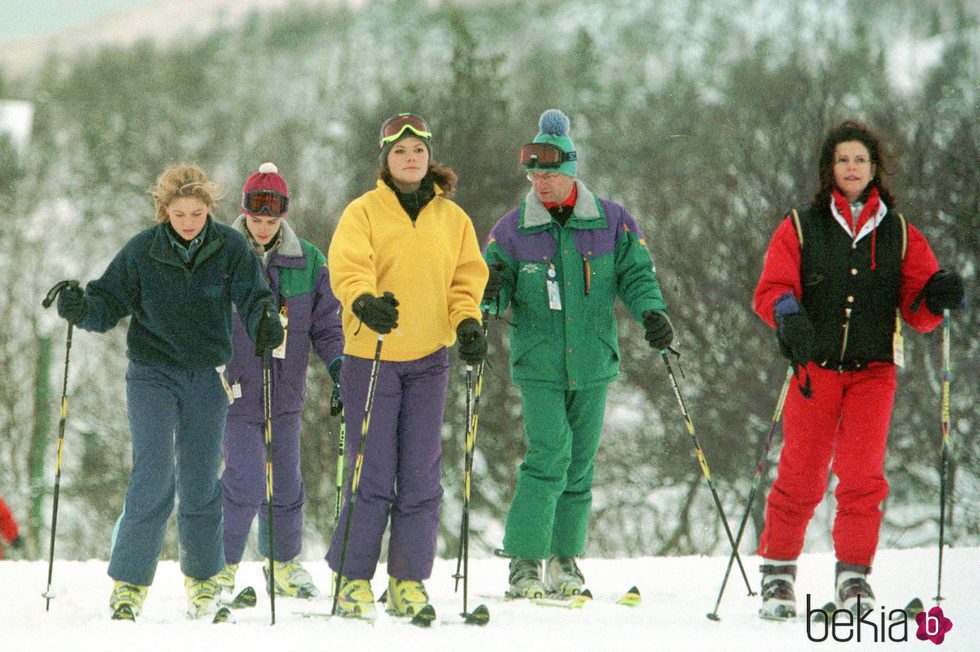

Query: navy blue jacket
77,217,275,369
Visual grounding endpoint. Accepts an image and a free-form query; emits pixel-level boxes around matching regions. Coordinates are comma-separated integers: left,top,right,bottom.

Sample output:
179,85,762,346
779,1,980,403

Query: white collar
829,196,888,244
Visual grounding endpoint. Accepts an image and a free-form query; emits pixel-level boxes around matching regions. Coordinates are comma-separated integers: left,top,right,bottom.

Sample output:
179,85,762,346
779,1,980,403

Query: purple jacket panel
487,200,642,261
226,251,343,421
488,206,556,261
579,199,645,256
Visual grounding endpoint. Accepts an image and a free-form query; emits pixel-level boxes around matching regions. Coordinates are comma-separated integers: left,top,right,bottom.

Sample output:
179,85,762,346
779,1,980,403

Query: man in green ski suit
483,109,674,598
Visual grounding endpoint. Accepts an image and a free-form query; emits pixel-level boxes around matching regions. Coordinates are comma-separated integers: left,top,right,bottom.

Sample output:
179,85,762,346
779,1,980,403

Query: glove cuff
773,292,802,321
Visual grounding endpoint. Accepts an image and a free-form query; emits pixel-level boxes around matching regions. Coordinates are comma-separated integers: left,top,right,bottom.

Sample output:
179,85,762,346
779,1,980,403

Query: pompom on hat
241,162,289,217
529,109,577,177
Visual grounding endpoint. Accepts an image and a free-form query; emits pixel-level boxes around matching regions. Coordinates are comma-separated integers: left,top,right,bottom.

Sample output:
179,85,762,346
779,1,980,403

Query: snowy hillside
3,547,978,651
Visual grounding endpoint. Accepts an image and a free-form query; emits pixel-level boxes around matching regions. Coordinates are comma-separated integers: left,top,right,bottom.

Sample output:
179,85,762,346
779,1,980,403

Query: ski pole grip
42,280,80,309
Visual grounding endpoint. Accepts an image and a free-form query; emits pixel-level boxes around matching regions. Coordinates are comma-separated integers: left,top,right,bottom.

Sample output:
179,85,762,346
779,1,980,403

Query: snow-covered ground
2,547,977,651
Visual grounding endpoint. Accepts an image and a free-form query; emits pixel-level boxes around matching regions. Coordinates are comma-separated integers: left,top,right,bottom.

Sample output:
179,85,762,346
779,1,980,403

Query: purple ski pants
221,413,305,564
326,348,448,581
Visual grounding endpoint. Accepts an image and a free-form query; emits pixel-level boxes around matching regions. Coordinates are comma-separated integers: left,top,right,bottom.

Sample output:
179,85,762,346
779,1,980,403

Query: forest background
0,0,975,565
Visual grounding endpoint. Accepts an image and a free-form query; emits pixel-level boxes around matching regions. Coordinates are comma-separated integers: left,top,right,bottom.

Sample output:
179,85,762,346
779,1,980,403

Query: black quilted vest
794,202,905,369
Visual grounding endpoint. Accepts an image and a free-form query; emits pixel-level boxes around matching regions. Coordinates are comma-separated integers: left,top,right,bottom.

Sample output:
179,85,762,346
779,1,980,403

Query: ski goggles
519,142,576,169
242,190,288,217
379,113,432,147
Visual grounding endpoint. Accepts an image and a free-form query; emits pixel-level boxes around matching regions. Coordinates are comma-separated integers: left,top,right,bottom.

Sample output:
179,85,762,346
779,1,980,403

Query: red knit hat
241,162,289,217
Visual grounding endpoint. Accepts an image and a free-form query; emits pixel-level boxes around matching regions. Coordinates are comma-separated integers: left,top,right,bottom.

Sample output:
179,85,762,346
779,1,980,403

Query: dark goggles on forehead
379,114,432,146
242,191,288,217
519,142,576,169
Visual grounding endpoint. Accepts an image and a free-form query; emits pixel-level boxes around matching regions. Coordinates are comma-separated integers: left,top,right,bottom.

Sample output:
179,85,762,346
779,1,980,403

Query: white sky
0,0,157,44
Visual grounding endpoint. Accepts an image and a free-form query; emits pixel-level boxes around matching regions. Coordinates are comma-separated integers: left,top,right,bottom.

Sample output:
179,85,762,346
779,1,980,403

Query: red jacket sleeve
753,217,802,329
899,224,942,333
0,498,19,545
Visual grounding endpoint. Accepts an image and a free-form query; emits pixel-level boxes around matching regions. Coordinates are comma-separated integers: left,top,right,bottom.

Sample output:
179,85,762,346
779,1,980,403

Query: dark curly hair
813,120,896,208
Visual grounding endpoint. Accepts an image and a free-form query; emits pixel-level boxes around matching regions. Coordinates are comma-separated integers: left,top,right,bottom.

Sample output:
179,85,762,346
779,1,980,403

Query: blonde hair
152,163,223,223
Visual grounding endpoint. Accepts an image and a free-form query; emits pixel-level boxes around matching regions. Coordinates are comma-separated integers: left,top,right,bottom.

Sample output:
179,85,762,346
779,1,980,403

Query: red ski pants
757,363,896,567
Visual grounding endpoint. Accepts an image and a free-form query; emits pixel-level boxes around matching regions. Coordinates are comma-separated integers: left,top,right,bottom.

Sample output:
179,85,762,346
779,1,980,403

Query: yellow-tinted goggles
379,113,432,147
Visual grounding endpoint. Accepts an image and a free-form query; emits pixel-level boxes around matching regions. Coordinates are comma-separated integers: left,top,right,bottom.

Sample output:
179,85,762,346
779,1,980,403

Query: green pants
502,384,608,559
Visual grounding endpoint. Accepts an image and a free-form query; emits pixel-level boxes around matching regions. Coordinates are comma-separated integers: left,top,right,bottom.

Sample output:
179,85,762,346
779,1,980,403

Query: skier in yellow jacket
326,113,488,621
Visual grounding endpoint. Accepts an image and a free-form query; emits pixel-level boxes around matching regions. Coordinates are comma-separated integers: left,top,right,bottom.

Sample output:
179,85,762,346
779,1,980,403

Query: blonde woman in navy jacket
56,163,282,620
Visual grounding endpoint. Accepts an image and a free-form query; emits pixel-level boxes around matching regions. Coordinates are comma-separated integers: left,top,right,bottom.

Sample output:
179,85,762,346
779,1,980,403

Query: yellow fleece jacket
328,179,489,361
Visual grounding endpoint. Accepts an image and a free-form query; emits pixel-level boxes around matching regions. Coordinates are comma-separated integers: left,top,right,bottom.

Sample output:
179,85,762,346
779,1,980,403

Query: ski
616,586,642,607
808,602,837,624
110,604,136,622
804,597,924,625
481,586,639,609
463,603,491,625
533,588,593,609
212,606,233,624
760,600,832,623
408,604,437,628
221,586,257,609
295,609,376,623
891,597,924,621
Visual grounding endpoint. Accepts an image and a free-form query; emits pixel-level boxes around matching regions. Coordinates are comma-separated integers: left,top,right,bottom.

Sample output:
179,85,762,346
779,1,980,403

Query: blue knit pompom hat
530,109,577,177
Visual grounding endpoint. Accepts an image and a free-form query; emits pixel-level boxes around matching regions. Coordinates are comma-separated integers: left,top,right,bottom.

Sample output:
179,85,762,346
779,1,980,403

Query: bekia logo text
805,595,913,643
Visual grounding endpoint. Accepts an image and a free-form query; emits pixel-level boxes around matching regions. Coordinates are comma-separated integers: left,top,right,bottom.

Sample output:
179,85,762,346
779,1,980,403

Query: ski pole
452,311,490,624
452,364,475,592
258,304,276,625
40,280,79,611
460,355,489,623
329,405,345,597
707,366,792,621
332,334,384,616
935,309,951,605
660,349,754,596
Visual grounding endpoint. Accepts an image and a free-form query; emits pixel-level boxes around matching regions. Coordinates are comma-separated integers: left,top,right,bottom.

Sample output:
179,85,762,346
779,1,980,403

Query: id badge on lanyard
892,310,905,368
272,303,288,359
546,263,562,311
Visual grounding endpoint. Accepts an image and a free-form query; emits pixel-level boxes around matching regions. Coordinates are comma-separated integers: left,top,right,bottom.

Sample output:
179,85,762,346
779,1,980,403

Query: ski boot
109,580,148,621
836,561,875,616
213,563,238,594
545,555,585,598
335,576,377,620
263,560,320,599
507,557,546,599
386,578,432,618
759,560,797,620
184,576,219,620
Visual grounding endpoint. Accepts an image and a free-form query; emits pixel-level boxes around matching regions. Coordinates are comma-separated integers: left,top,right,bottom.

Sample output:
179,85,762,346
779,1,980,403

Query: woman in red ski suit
753,120,965,619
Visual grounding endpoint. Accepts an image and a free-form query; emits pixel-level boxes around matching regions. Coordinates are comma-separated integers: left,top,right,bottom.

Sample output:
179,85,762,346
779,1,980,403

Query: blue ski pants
107,361,228,585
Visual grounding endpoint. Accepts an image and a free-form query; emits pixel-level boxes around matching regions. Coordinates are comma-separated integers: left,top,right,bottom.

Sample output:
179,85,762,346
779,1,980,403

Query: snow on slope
2,547,978,651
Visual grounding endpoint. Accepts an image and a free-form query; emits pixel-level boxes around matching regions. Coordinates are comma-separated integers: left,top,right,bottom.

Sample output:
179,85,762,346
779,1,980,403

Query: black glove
56,284,88,323
328,357,343,416
774,294,815,366
921,269,965,315
642,310,674,350
352,292,399,334
255,304,285,353
11,536,23,550
456,317,487,366
482,264,504,304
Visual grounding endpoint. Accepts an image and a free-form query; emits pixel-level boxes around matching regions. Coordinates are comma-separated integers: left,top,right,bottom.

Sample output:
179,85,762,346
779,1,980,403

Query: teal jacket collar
150,217,225,270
